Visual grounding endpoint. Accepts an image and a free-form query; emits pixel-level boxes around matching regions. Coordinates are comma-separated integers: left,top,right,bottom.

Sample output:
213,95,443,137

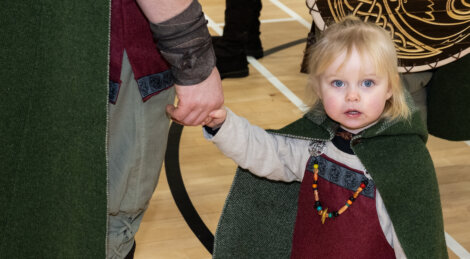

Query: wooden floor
135,0,470,258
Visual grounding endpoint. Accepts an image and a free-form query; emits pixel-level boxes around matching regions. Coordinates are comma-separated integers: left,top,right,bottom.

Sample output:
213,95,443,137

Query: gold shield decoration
307,0,470,72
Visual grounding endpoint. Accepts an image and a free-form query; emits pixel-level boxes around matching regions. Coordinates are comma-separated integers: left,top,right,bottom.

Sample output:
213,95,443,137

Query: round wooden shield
306,0,470,72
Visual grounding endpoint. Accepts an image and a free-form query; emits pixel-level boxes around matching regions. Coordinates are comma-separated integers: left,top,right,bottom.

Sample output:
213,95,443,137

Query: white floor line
215,17,297,27
247,56,308,112
207,12,469,258
206,14,308,113
445,232,470,258
261,17,297,23
205,15,223,36
465,141,470,146
269,0,311,29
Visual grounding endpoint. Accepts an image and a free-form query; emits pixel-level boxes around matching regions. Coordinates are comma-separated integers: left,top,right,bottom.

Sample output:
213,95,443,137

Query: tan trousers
107,51,175,258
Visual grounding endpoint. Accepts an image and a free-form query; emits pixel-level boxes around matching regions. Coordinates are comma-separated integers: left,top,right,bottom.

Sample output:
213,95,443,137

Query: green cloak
427,55,470,141
1,1,109,257
213,100,448,258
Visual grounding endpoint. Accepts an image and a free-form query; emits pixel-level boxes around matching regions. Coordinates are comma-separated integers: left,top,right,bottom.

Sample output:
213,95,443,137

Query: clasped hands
166,67,227,128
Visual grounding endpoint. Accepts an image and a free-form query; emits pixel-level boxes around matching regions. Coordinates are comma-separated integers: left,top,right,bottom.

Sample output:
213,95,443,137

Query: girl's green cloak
213,100,448,258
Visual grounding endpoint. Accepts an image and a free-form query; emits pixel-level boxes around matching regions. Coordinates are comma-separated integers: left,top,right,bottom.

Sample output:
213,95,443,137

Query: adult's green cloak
427,55,470,141
1,1,109,257
213,99,448,258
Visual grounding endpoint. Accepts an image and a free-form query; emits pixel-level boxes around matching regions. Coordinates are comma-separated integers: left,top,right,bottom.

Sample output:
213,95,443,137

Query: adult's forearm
137,0,223,126
136,0,192,23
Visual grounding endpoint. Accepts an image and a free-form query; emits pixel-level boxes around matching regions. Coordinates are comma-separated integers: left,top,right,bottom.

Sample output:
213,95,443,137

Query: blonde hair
305,16,410,120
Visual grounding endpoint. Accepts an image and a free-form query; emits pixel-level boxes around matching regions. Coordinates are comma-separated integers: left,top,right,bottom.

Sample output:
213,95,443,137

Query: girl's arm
204,108,310,182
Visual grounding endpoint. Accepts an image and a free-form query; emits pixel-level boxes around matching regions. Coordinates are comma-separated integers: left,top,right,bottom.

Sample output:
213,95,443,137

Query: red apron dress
290,154,396,258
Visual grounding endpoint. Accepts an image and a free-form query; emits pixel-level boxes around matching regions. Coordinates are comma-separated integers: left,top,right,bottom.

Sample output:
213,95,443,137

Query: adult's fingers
167,103,209,126
168,68,224,126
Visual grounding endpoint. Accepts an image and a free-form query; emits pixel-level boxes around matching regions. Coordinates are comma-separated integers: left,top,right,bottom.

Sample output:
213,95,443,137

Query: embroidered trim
306,156,375,199
109,80,120,104
137,70,174,101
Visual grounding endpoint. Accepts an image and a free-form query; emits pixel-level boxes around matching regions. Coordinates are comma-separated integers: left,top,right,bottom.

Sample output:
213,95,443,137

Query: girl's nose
346,87,360,102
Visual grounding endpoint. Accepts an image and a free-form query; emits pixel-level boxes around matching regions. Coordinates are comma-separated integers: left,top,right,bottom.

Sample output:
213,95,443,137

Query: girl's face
318,47,392,131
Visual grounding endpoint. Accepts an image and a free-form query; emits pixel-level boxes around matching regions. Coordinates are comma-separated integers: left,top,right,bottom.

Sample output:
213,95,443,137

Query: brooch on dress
308,140,326,157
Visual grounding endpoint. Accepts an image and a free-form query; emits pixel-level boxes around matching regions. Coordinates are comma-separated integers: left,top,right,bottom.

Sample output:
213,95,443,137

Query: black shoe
212,37,249,79
213,36,263,59
244,37,264,59
216,53,249,79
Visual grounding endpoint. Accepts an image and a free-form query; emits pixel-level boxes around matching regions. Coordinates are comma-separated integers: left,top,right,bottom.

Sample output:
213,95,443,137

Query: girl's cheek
322,97,340,112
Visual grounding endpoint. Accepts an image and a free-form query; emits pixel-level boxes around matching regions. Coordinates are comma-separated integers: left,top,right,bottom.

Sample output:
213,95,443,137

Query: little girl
204,16,447,258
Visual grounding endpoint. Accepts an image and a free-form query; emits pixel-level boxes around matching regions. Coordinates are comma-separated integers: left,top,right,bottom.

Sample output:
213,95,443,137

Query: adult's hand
167,67,224,126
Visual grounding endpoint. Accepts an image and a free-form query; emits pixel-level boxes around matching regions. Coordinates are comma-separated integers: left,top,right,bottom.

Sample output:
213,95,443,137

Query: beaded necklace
312,160,368,224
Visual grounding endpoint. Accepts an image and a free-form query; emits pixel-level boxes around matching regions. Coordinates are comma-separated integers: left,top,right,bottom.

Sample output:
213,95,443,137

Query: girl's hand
204,108,227,128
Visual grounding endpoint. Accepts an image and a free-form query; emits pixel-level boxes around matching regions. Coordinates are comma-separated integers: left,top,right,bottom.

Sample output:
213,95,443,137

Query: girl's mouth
345,110,361,117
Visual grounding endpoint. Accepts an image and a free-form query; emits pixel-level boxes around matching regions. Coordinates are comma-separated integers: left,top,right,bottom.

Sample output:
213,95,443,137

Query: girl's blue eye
332,80,345,87
362,79,374,87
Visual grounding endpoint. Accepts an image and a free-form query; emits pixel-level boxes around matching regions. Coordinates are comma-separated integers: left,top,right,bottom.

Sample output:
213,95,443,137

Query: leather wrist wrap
150,0,215,85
